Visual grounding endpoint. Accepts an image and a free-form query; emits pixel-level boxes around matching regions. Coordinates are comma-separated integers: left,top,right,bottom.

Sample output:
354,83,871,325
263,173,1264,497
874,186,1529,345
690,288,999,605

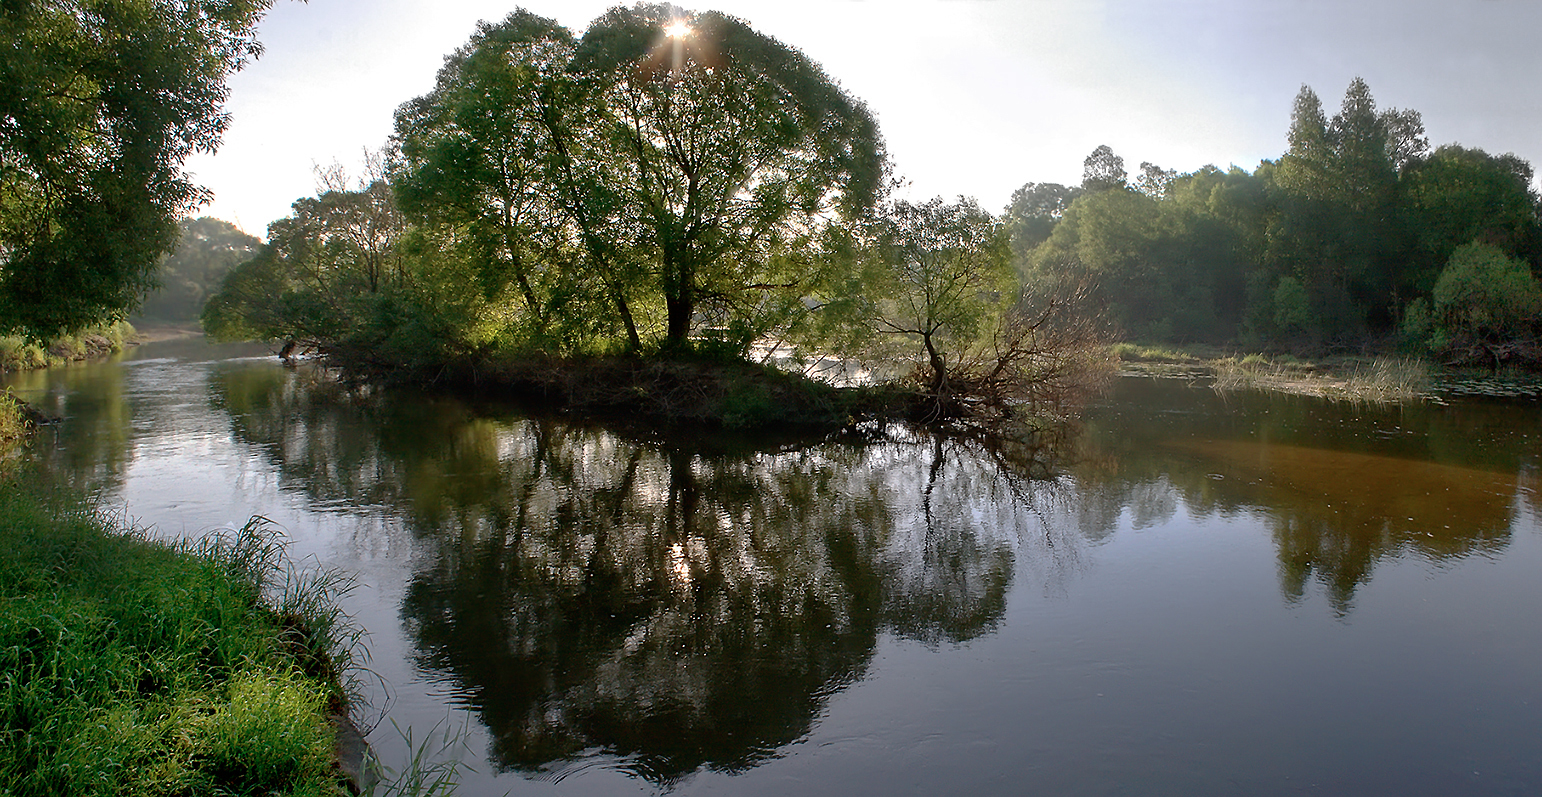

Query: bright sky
185,0,1542,237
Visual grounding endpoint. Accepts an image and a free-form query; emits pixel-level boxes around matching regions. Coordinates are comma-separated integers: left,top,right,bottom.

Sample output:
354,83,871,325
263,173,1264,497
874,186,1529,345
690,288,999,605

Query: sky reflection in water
7,343,1539,796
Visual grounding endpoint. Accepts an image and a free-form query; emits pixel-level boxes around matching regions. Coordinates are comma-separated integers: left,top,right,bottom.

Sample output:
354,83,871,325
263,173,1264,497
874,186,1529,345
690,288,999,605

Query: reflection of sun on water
670,541,692,587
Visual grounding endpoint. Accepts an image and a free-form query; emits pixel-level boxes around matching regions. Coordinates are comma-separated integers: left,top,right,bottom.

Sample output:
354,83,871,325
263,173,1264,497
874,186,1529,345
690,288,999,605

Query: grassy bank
0,469,355,796
0,321,136,374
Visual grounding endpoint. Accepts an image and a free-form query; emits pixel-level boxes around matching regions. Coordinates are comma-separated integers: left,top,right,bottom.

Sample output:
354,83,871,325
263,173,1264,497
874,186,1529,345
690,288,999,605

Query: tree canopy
133,217,260,325
0,0,281,339
390,5,887,355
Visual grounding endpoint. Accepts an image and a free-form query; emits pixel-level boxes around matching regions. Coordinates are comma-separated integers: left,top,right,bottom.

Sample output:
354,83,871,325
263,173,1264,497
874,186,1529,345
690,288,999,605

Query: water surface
8,342,1540,796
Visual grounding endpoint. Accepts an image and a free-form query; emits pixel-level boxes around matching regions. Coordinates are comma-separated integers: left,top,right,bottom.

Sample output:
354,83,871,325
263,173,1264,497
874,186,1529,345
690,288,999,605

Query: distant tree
1401,145,1540,295
203,182,405,345
1134,162,1177,199
1268,78,1409,337
1381,107,1430,172
0,0,281,339
1003,182,1080,259
134,218,261,325
1081,145,1127,192
1024,187,1188,339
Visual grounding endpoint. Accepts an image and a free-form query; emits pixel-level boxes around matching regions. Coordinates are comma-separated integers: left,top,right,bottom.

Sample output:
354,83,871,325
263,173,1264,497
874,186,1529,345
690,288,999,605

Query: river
6,340,1540,796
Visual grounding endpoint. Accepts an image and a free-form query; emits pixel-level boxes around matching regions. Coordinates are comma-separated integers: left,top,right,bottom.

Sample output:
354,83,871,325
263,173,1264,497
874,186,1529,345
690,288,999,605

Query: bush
1432,242,1541,340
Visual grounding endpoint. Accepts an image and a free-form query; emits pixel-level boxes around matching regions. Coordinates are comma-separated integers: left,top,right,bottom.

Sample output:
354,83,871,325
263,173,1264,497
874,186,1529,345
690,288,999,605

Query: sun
664,20,692,39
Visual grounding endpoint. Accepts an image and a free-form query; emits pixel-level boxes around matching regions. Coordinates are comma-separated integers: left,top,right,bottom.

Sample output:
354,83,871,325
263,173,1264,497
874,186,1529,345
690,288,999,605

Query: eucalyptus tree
393,5,888,354
0,0,281,339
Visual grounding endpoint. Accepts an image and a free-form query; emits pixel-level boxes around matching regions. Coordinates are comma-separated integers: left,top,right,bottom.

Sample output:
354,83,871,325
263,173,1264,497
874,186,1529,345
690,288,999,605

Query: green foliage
134,218,262,326
202,177,412,349
0,390,30,453
859,197,1012,394
1272,275,1312,335
1002,181,1080,259
0,0,278,340
392,4,888,353
1401,146,1540,294
0,477,349,796
1431,243,1541,341
1081,145,1127,192
1013,77,1541,355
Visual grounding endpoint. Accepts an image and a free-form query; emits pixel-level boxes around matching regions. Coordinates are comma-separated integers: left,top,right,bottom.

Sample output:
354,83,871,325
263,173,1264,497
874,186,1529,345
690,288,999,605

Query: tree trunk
666,295,693,346
923,331,948,399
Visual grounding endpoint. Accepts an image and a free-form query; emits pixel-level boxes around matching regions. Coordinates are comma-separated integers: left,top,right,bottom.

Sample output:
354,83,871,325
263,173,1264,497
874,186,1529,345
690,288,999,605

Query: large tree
0,0,281,339
393,5,888,353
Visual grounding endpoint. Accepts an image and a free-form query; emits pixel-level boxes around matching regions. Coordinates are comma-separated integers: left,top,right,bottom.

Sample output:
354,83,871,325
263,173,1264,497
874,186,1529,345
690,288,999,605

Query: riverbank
0,322,136,374
0,458,361,795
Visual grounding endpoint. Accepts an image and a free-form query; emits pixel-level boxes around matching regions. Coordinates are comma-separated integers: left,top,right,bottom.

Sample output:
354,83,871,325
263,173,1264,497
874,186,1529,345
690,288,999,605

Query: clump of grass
1213,355,1427,403
1111,342,1207,363
0,391,31,450
0,476,352,796
364,719,475,797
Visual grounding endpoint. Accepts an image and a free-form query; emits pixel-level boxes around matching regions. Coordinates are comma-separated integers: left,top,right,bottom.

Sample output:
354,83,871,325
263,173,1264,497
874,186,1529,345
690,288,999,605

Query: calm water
8,340,1541,796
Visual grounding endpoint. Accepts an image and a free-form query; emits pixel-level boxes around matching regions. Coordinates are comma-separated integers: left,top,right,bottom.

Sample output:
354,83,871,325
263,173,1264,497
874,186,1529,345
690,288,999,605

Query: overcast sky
184,0,1542,237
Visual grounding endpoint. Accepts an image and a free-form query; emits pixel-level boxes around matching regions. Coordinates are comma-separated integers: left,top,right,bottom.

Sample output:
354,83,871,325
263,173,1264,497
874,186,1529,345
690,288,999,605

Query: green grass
0,475,351,796
0,321,135,374
0,391,30,449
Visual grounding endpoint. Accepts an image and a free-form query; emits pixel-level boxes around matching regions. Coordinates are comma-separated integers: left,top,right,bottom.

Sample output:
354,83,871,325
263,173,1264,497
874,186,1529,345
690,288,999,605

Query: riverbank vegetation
0,320,135,374
1013,80,1541,368
199,6,1114,429
0,471,358,795
194,11,1537,425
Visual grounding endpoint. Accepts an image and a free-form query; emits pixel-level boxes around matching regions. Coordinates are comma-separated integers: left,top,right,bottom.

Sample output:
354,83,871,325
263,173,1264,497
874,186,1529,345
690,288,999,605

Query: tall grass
0,390,30,449
1213,356,1428,403
0,476,351,796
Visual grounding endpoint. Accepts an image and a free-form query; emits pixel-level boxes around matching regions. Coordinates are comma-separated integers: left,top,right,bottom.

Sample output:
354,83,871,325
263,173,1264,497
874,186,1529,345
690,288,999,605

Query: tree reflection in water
1070,377,1537,614
208,365,1062,783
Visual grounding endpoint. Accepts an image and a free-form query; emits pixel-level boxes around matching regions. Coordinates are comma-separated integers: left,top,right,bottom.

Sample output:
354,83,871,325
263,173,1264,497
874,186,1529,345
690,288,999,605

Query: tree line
6,2,1538,382
1015,79,1541,362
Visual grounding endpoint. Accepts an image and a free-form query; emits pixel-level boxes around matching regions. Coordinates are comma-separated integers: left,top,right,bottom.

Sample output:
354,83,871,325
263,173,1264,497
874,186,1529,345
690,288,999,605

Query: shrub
1432,242,1541,340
